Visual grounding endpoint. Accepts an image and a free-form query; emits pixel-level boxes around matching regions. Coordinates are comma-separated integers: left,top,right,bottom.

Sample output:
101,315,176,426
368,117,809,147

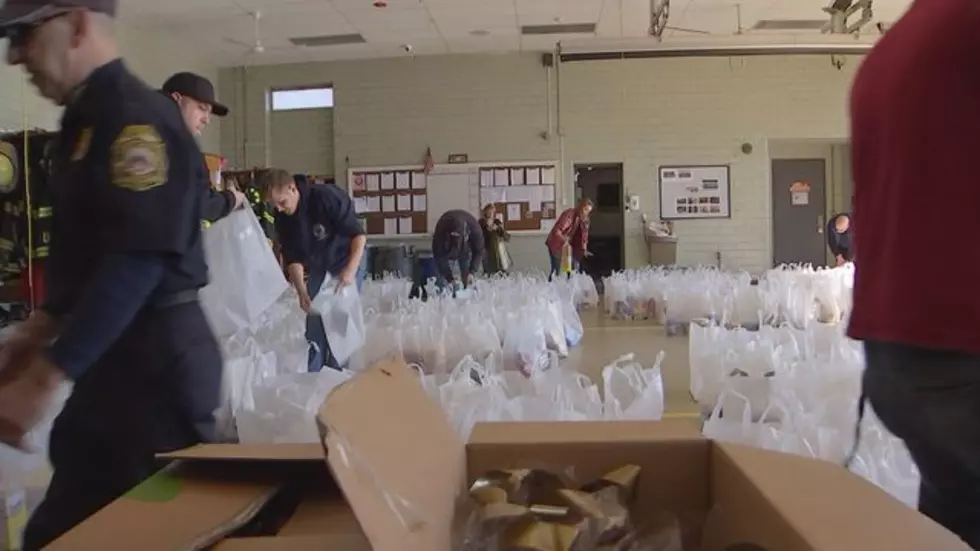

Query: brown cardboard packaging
50,358,970,550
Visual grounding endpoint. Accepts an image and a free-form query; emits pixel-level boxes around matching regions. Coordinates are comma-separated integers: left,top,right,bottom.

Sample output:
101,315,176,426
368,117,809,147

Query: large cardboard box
50,358,969,550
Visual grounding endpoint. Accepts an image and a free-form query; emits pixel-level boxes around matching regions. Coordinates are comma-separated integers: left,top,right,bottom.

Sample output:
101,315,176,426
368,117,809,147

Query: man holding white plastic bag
261,169,367,371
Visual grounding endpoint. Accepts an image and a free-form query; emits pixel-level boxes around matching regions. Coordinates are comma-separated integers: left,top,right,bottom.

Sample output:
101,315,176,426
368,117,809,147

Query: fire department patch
110,125,168,191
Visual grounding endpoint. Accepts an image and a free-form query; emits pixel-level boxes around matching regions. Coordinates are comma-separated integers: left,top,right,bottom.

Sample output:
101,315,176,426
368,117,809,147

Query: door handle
817,215,824,234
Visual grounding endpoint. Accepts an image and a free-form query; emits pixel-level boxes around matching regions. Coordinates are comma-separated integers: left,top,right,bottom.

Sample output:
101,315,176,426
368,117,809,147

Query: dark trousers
862,340,980,549
305,257,366,373
23,302,222,551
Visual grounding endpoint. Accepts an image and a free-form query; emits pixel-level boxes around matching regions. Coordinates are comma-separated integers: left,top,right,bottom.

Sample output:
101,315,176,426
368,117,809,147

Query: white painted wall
219,53,862,274
0,24,221,153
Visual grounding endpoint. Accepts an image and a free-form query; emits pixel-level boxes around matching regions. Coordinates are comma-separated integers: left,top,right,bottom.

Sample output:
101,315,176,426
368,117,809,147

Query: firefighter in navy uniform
0,1,223,549
159,71,246,224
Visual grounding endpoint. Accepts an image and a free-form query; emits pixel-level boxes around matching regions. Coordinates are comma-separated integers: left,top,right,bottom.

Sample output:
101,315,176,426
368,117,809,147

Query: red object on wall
19,263,45,308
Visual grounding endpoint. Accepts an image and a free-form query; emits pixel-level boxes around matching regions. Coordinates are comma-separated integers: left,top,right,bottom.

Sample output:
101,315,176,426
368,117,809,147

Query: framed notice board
658,164,731,220
349,169,428,236
478,163,558,232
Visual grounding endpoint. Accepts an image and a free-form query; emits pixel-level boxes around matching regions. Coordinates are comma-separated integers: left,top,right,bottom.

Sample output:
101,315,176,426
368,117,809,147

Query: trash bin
645,233,678,266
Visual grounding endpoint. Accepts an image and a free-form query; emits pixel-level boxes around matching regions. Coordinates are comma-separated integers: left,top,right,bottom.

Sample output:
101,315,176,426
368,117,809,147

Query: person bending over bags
260,170,367,372
432,209,485,291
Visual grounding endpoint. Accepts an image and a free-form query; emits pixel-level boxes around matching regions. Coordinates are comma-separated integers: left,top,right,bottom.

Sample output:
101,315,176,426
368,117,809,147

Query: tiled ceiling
117,0,913,67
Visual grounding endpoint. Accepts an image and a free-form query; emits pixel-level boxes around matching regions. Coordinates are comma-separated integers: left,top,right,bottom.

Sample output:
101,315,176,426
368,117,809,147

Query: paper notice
528,186,542,212
366,173,380,191
411,172,426,189
382,195,395,212
541,167,556,185
506,204,521,221
510,168,525,186
527,168,541,185
396,172,411,190
480,169,494,188
541,185,555,201
352,173,366,192
398,217,413,234
380,173,395,190
366,196,380,212
354,197,368,213
397,194,412,212
384,218,398,235
494,169,509,187
413,194,426,212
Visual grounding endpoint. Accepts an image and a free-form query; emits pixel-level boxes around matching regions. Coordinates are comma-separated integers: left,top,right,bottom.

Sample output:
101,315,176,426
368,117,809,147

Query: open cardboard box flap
318,359,970,551
45,443,325,551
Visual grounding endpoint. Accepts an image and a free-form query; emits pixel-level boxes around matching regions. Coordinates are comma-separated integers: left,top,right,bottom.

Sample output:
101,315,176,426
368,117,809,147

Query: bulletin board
478,164,558,232
349,169,429,236
347,160,560,237
658,164,731,220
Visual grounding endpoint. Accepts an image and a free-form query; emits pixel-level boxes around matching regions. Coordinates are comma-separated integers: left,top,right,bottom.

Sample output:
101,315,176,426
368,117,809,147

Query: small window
270,87,333,111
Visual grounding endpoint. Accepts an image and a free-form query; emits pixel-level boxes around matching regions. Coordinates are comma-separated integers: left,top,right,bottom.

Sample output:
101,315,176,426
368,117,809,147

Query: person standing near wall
160,71,246,223
848,0,980,548
826,213,853,266
546,199,593,280
260,170,366,372
479,204,511,275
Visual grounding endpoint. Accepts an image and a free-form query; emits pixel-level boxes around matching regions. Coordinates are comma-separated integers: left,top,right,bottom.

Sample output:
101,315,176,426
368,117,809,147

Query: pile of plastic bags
602,264,854,330
354,273,596,376
692,321,918,508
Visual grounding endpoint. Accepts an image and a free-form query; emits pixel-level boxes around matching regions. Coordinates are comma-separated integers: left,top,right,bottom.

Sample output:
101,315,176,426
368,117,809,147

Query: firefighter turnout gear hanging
0,130,57,305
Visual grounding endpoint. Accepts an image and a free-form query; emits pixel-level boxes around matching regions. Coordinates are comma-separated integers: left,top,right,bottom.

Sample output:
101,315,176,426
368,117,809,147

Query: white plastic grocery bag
201,209,288,337
311,278,366,367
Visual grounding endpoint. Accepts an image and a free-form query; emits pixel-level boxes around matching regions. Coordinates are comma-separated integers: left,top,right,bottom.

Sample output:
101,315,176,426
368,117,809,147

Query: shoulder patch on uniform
71,127,92,162
0,141,18,195
110,125,168,191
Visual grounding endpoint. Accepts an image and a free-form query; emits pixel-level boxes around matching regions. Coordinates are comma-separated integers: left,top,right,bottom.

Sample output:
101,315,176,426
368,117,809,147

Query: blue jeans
306,255,367,372
548,247,579,281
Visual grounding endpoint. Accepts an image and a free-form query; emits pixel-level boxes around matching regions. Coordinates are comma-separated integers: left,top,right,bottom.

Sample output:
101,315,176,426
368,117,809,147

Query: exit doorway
574,163,625,278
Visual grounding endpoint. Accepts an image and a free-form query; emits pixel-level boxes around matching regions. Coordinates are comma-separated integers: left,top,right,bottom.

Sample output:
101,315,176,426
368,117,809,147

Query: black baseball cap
161,72,229,117
0,0,116,38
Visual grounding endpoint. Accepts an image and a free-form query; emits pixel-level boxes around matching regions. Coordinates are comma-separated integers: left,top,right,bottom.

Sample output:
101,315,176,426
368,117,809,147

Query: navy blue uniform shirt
43,59,210,378
274,178,364,276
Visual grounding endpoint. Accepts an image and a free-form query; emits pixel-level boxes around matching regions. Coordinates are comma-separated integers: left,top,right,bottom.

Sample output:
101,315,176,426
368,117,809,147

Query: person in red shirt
546,199,593,280
848,0,980,546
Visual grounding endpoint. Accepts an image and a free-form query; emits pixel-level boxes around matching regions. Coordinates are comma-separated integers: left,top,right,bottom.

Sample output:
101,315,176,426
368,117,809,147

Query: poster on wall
658,164,732,220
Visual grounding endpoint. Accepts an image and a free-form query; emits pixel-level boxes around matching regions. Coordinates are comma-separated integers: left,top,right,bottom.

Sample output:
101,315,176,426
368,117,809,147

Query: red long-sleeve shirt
847,0,980,353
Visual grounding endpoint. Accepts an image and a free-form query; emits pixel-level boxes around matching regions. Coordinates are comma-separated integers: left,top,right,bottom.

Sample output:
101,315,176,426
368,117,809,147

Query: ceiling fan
222,10,294,61
650,0,743,41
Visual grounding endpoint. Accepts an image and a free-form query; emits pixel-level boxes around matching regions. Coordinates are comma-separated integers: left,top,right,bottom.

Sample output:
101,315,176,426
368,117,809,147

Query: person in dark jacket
160,72,245,222
432,209,484,289
260,169,366,371
826,213,852,266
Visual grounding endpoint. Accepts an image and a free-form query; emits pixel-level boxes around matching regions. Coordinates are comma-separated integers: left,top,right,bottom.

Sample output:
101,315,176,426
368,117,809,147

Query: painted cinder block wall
219,52,862,274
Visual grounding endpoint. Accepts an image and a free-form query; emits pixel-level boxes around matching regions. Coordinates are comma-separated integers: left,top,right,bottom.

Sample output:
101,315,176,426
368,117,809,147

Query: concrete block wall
219,52,863,274
0,24,221,153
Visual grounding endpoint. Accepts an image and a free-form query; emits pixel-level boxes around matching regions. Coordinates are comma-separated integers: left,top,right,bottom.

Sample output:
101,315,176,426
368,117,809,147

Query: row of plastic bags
235,351,666,445
692,321,918,508
353,274,594,376
602,264,854,329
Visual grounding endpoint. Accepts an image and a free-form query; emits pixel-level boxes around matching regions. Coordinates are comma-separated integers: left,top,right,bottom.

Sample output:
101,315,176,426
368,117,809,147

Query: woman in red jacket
546,199,593,280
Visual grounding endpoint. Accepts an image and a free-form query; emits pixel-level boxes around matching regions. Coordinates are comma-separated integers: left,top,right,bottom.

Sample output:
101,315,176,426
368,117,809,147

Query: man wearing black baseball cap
0,2,224,550
162,71,245,221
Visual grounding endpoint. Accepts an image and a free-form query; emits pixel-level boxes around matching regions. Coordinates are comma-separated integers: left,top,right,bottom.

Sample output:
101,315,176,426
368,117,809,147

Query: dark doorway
574,163,625,278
